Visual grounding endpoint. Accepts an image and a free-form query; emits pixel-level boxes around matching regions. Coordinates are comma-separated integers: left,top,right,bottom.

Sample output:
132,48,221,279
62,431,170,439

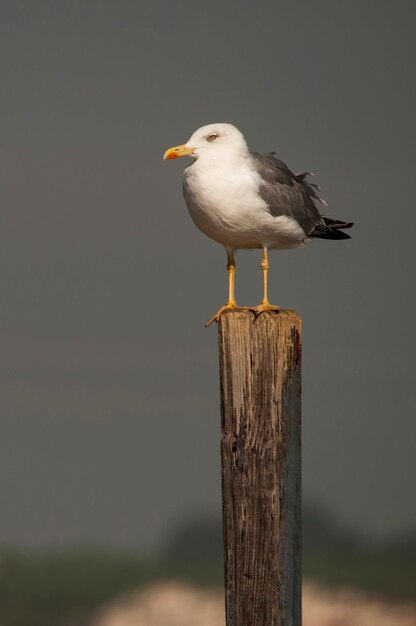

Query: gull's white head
163,123,248,161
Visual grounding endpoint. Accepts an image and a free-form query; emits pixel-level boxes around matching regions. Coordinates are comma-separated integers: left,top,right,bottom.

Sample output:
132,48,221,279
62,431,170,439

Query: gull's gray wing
249,151,324,236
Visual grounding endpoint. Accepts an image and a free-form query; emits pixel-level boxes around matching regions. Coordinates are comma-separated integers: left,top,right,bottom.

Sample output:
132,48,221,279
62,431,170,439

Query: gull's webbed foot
249,302,280,316
205,303,247,327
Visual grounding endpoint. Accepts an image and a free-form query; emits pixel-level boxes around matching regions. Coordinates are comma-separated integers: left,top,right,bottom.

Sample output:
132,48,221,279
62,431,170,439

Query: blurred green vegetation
0,508,415,626
303,545,416,599
302,504,416,599
0,548,153,626
0,547,223,626
163,513,416,600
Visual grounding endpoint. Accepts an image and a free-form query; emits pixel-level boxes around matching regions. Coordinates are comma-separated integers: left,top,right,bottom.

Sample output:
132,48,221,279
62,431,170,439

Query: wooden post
218,310,302,626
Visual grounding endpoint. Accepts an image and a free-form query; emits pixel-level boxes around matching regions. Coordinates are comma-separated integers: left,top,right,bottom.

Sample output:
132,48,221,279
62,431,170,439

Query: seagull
164,123,353,326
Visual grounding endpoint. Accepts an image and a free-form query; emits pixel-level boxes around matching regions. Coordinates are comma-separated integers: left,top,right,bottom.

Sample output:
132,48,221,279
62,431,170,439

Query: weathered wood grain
218,310,302,626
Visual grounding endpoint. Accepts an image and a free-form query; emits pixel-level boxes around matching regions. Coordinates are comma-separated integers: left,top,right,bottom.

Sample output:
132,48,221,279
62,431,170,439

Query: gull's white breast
183,158,306,250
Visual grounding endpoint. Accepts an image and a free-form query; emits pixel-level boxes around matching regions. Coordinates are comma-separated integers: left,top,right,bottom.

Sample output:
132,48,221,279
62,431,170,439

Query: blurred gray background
0,0,414,550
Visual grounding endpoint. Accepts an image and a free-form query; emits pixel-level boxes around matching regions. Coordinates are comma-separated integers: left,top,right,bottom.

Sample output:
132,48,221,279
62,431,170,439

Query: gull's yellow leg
206,250,245,327
250,247,280,315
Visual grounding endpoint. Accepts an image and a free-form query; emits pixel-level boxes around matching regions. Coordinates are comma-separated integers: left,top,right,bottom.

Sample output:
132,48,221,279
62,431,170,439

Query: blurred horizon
0,500,414,626
1,499,414,556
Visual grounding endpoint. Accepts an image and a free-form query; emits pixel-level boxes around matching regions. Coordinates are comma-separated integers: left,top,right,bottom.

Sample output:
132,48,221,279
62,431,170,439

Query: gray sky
0,0,415,548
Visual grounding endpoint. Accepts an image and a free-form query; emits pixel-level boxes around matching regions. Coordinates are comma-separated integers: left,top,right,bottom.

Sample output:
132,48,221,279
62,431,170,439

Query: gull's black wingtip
310,218,354,240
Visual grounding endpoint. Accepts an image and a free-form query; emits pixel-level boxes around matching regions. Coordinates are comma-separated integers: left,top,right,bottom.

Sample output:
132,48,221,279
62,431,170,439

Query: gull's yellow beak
163,144,195,160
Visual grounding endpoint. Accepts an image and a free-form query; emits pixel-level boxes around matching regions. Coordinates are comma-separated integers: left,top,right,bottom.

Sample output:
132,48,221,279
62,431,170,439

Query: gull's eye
207,132,219,142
